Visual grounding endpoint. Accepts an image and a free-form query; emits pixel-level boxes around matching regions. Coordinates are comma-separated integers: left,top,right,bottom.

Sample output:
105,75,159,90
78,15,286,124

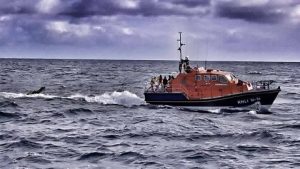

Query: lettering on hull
237,97,261,105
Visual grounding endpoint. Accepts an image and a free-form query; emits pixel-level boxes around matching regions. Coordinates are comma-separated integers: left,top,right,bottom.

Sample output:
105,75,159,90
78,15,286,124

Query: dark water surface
0,59,299,169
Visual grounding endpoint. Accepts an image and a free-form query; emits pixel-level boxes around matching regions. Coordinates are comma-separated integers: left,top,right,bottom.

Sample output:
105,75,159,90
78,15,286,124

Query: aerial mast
177,32,185,61
177,32,185,73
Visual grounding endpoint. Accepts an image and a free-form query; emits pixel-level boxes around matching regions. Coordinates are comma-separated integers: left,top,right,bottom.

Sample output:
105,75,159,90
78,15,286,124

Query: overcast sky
0,0,299,61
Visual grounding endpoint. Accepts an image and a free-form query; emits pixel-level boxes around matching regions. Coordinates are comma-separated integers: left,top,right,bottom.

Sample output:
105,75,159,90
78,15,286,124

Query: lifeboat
144,32,280,112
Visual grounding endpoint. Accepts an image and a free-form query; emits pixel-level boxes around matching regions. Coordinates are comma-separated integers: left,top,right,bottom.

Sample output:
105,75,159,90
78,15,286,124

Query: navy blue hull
144,89,280,107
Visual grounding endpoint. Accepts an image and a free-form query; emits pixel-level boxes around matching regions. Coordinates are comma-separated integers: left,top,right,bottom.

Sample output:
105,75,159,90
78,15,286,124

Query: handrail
254,80,275,90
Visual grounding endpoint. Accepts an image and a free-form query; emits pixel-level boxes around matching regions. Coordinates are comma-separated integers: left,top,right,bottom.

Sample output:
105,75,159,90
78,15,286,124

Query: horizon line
0,57,299,63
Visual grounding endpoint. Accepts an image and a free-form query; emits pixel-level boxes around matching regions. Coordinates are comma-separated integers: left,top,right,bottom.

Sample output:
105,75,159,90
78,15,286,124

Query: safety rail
253,80,276,90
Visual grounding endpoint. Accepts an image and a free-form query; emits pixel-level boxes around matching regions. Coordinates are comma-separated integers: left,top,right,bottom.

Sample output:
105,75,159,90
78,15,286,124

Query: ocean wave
68,91,145,107
117,151,146,162
0,92,60,99
178,107,216,113
0,101,18,107
78,152,109,161
281,123,300,129
16,154,52,164
185,130,283,143
0,111,20,118
236,144,273,152
0,111,21,122
220,108,251,113
5,138,43,149
177,107,253,114
0,91,145,107
102,134,121,140
185,152,212,162
64,108,93,116
135,161,162,167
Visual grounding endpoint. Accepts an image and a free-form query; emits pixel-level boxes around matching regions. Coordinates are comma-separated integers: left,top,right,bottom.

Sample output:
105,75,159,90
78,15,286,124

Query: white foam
178,106,222,113
0,92,59,99
209,108,222,114
69,91,145,107
248,110,257,114
0,91,145,107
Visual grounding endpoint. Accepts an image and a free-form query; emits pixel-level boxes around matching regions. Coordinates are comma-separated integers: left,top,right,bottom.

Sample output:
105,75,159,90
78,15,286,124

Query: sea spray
69,91,145,107
0,91,145,107
0,92,60,99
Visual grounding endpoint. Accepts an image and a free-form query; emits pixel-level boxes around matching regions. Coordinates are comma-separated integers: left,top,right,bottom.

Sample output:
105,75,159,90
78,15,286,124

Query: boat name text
237,97,261,105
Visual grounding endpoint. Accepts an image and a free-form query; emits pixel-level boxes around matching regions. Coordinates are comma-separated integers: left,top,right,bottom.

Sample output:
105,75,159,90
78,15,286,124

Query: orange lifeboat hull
144,88,280,108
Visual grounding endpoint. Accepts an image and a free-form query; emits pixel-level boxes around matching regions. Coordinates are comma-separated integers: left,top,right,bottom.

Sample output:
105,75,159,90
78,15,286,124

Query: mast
177,32,185,61
177,32,185,72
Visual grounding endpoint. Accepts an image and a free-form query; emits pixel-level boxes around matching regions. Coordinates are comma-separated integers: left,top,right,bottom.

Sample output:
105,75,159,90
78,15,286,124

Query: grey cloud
0,0,37,15
170,0,210,8
0,15,134,46
0,17,49,45
1,0,300,61
137,1,194,16
214,1,293,23
0,0,298,24
58,0,207,18
0,0,209,18
58,0,120,18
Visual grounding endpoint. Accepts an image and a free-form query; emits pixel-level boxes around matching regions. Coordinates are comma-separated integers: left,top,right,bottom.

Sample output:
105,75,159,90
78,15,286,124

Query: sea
0,59,299,169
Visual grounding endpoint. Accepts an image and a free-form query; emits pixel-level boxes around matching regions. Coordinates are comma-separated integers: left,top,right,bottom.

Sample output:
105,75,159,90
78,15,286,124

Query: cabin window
218,75,228,83
204,75,210,81
211,75,217,81
195,75,201,81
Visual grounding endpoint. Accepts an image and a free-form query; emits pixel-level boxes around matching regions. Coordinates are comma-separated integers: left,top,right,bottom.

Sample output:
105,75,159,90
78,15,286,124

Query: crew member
184,56,189,66
183,56,191,73
163,76,168,91
179,62,182,73
158,75,162,87
150,77,155,91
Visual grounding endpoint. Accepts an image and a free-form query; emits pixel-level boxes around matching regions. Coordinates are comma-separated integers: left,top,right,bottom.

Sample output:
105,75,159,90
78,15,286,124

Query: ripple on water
0,101,18,108
5,138,43,150
281,123,300,129
16,154,52,165
185,151,212,163
64,108,94,116
0,111,20,118
116,151,147,163
0,111,21,122
236,144,274,153
78,152,110,162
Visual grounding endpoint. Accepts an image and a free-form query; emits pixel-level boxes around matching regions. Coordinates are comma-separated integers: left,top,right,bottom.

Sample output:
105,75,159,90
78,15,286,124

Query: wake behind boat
144,32,280,112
